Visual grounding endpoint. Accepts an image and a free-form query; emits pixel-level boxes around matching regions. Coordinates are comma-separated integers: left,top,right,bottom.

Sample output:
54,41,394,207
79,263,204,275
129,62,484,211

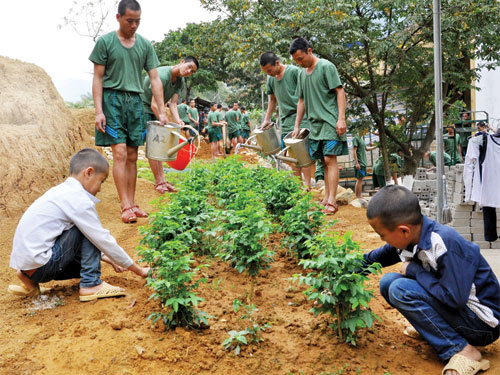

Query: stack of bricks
415,164,500,250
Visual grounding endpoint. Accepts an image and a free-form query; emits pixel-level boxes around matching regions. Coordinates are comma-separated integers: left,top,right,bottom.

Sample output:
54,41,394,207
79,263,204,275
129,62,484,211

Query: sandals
8,284,51,297
442,354,490,375
403,326,422,340
323,202,339,215
154,181,177,193
121,207,137,224
79,281,126,302
132,205,148,218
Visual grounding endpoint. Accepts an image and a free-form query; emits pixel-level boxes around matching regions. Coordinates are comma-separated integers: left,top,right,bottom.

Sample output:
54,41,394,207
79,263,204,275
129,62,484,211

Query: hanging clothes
480,135,500,208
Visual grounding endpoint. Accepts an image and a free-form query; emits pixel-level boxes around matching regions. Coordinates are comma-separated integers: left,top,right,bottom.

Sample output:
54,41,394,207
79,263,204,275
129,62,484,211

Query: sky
1,0,217,102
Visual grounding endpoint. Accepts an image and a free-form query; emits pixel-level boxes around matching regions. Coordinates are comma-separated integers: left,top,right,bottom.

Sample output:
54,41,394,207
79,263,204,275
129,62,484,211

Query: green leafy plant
222,330,248,355
138,239,211,330
294,233,382,345
281,194,324,259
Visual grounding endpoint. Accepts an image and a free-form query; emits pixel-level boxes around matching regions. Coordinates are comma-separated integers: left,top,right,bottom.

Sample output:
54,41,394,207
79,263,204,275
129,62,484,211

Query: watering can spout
234,143,242,155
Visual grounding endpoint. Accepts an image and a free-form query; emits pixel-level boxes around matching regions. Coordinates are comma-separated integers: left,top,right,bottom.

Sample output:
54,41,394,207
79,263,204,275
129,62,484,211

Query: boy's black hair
118,0,141,16
477,121,487,129
184,56,200,69
260,52,279,67
289,37,312,55
366,185,422,231
69,148,109,176
241,106,246,111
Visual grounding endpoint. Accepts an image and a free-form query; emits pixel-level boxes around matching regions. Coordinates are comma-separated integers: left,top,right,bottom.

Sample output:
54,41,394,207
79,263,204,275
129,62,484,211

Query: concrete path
481,249,500,278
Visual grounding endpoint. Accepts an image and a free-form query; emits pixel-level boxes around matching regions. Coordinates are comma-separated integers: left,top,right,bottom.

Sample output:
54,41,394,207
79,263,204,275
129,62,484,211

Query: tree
200,0,500,175
59,0,118,42
153,21,265,106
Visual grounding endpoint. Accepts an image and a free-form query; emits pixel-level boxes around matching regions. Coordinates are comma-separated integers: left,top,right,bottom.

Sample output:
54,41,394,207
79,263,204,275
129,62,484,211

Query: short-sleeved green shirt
178,104,190,123
443,134,462,165
140,66,184,114
296,59,345,141
187,107,199,125
352,135,367,168
429,151,452,167
207,111,219,130
89,31,159,93
225,110,240,132
373,154,402,176
216,111,224,122
240,113,250,130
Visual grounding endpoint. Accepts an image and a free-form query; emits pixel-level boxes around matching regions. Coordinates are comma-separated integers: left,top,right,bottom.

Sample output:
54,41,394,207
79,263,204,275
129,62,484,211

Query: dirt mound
0,56,90,218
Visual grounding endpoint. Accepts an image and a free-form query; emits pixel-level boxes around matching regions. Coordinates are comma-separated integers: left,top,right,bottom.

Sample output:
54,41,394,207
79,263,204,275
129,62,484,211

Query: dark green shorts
354,166,367,179
95,89,145,147
241,129,250,139
309,139,348,160
373,173,386,188
208,127,222,143
228,129,240,140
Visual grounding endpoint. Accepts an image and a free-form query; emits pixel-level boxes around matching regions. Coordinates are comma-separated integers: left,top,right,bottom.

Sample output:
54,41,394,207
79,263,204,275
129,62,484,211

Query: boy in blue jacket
364,185,499,375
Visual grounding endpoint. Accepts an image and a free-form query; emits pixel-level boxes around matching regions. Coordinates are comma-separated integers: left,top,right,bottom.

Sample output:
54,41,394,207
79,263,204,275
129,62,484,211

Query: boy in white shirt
9,148,149,302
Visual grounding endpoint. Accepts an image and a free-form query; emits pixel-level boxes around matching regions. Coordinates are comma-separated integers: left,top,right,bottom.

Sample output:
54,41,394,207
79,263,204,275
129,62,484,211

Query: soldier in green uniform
260,51,313,190
240,106,251,142
425,150,453,167
352,129,377,199
206,102,224,159
186,99,200,138
444,125,463,165
177,99,190,125
89,0,167,224
140,57,199,194
225,104,240,149
290,38,348,214
372,151,402,189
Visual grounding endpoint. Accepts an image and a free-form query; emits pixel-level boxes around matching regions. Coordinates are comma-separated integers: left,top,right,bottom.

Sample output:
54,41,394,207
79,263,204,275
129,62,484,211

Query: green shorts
208,127,222,143
373,173,386,188
95,89,145,147
354,166,367,179
241,129,250,139
309,139,348,160
228,129,240,140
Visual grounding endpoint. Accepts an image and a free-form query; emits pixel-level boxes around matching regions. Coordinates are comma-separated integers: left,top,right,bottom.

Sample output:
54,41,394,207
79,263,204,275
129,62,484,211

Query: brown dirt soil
0,62,498,374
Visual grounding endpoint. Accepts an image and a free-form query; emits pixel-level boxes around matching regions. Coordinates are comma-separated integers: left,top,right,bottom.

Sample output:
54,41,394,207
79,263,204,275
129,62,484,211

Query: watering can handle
246,135,257,144
182,125,201,151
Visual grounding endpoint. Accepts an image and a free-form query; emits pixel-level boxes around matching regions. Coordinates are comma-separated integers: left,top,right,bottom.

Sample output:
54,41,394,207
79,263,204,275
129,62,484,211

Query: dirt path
0,145,498,374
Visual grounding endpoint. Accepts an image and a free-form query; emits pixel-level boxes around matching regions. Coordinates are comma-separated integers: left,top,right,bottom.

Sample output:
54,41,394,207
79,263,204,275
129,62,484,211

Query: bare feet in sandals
442,345,488,375
154,181,177,193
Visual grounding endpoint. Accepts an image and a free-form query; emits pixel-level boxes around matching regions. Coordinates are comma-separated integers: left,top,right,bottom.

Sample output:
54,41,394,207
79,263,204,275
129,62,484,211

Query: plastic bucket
166,140,198,170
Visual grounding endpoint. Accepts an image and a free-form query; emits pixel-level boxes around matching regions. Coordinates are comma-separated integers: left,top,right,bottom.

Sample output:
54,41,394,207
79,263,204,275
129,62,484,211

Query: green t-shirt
216,111,224,122
265,65,301,133
296,59,345,141
240,113,250,130
140,66,185,114
443,134,462,165
429,151,452,167
373,154,402,176
207,111,219,130
178,104,190,123
187,107,199,125
352,135,367,168
225,110,240,131
89,31,159,93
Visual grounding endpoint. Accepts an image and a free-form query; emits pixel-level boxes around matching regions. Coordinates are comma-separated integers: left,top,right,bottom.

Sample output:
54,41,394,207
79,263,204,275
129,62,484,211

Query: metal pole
261,87,265,123
433,0,444,223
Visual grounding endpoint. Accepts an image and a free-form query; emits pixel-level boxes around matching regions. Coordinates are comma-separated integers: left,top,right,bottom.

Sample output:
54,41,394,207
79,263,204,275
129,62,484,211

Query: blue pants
380,273,499,361
27,227,102,288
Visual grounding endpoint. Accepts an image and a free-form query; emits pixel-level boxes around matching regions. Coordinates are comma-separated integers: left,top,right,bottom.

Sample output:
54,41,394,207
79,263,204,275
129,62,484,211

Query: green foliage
294,232,382,345
223,299,270,355
196,0,500,173
65,92,94,109
281,194,324,259
137,240,211,330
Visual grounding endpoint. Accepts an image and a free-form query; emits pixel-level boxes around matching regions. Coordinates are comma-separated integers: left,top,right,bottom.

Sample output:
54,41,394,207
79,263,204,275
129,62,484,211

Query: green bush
294,233,381,345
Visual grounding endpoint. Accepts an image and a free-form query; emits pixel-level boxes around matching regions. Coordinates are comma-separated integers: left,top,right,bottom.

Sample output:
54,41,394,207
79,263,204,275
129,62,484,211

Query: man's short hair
241,106,246,111
217,104,222,109
366,185,422,230
260,52,279,67
69,148,109,176
210,102,216,107
184,56,200,69
118,0,141,16
289,37,312,55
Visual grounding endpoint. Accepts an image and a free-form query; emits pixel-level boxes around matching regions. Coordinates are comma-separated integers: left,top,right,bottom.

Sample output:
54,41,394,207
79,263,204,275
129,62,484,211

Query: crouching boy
9,148,149,302
364,185,499,375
